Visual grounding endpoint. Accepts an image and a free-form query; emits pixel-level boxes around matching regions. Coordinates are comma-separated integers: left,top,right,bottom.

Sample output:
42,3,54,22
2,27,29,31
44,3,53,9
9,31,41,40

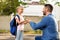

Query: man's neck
46,12,51,16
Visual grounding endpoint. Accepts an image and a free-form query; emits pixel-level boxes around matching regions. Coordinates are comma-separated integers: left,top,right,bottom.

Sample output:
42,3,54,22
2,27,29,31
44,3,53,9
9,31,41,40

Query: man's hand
25,19,31,23
23,20,28,24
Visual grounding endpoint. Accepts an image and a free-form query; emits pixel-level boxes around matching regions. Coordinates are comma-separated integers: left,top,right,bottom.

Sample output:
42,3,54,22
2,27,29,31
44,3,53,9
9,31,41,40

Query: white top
15,15,24,30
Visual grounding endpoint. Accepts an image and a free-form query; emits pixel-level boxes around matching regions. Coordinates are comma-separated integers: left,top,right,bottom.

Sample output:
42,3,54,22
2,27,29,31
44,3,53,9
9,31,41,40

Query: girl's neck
17,13,22,15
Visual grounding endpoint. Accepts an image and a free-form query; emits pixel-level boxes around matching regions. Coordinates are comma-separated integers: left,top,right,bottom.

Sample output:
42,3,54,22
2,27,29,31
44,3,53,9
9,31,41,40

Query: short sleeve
15,16,18,19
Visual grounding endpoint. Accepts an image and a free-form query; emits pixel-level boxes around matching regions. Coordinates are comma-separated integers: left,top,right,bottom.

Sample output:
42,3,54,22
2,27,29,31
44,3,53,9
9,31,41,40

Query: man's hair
44,4,53,12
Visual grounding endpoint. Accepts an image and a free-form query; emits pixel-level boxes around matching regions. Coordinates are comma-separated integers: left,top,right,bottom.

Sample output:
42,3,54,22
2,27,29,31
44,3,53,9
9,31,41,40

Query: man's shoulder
45,15,55,21
43,16,51,19
42,16,53,21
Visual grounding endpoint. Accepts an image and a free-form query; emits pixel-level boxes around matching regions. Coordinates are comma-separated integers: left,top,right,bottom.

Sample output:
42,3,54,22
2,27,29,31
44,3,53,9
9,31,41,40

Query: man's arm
29,17,49,30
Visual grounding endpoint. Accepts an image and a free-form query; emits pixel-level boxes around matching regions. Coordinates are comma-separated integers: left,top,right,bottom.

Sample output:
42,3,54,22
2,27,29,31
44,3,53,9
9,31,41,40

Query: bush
0,30,9,33
24,30,42,34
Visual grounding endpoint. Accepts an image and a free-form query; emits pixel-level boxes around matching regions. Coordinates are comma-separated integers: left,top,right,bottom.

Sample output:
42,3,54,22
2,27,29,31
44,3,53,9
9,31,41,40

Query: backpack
10,15,20,36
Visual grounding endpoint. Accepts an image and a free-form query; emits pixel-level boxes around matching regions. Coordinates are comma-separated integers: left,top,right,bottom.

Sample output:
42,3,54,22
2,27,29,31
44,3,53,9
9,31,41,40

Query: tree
0,0,27,15
39,0,47,5
4,0,20,15
55,2,60,6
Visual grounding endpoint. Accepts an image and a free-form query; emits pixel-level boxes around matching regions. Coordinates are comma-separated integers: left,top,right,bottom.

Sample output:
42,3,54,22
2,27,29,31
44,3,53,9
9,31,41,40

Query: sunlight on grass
0,30,9,33
24,30,42,34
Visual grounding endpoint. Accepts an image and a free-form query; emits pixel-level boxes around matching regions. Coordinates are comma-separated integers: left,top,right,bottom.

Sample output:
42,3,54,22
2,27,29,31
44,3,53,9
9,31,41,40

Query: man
26,4,58,40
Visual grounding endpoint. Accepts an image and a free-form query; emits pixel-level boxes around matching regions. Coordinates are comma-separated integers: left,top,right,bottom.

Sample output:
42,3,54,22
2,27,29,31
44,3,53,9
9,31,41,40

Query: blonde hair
16,6,23,12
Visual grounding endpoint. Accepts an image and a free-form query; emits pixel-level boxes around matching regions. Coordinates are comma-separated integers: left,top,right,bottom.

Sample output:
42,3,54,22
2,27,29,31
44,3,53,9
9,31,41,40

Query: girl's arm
15,17,25,24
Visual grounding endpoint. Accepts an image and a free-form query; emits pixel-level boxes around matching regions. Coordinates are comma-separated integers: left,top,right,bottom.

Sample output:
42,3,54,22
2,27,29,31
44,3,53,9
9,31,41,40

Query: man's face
18,7,23,14
43,7,48,15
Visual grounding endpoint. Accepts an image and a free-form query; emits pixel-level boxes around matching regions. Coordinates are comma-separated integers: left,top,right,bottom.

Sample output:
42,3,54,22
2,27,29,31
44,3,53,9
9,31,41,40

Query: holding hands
23,19,31,24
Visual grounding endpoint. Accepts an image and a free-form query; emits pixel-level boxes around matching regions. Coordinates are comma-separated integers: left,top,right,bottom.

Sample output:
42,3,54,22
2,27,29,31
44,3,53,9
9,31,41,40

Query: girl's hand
23,20,28,24
25,19,31,23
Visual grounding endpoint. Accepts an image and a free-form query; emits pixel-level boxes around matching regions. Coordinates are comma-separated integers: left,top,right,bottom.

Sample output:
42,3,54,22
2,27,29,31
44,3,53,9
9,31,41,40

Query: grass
0,30,42,34
0,30,9,33
24,30,42,34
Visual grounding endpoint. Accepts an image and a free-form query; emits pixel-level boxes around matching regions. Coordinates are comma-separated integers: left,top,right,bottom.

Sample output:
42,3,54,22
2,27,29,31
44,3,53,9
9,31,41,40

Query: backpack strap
15,15,20,26
16,15,20,21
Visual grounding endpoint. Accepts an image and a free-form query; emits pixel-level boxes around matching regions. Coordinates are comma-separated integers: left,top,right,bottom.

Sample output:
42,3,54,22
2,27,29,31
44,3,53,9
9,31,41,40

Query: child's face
18,7,23,14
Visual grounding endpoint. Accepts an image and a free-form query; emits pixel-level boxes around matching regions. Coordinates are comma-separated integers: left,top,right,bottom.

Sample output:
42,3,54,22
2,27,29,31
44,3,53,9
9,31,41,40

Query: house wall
0,16,60,32
0,16,42,31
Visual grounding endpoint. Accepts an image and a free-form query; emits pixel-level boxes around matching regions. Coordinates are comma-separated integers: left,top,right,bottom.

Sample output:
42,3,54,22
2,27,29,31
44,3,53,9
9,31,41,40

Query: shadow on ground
0,36,34,40
0,37,15,40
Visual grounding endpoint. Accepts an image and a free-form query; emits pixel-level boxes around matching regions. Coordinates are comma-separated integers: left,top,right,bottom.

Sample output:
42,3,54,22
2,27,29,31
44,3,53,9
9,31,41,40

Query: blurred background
0,0,60,40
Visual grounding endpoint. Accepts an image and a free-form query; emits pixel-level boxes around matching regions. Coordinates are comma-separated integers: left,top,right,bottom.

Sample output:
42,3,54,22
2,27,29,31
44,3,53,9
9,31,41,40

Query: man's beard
43,11,46,16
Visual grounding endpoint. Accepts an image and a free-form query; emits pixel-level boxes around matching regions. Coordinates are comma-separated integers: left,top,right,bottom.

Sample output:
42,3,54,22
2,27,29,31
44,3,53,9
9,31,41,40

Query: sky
47,0,57,5
19,0,60,4
19,0,60,2
18,0,60,20
32,0,40,1
58,0,60,2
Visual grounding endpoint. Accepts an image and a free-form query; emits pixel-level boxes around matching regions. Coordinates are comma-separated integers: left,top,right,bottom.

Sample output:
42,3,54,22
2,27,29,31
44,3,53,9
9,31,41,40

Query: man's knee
35,36,42,40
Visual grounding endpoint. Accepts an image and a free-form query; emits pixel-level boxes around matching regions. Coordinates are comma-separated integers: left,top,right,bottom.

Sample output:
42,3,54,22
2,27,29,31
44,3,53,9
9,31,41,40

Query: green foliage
0,30,9,33
39,0,47,5
34,30,42,34
0,0,27,15
19,1,27,5
24,30,42,34
55,2,60,6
